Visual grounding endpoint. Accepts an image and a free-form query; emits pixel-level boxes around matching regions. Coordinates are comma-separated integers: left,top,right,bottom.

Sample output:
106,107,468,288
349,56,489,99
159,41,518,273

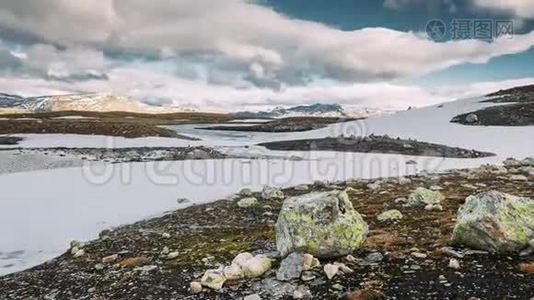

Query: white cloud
0,0,533,84
0,67,532,112
471,0,534,19
23,44,108,79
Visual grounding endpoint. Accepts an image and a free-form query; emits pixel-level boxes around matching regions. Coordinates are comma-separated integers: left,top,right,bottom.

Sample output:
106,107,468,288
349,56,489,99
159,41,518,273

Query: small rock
201,269,226,290
232,252,254,267
424,203,443,211
394,197,407,204
465,113,478,123
302,253,316,271
341,289,386,300
189,281,203,294
518,262,534,274
331,283,344,291
102,254,119,264
398,177,412,185
244,294,262,300
242,255,271,278
176,198,190,204
407,187,444,207
411,252,427,259
293,285,312,299
223,263,243,281
277,252,304,281
262,186,285,200
323,263,339,280
73,249,85,258
448,258,460,269
237,197,259,208
439,247,464,258
376,209,403,222
161,232,171,239
366,181,381,191
70,246,80,255
118,256,150,267
166,251,179,260
438,275,447,283
365,252,384,263
301,271,316,281
336,262,354,274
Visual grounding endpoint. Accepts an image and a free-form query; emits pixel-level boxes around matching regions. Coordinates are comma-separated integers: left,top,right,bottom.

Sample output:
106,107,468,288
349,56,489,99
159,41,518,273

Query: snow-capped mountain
0,92,196,114
233,103,381,119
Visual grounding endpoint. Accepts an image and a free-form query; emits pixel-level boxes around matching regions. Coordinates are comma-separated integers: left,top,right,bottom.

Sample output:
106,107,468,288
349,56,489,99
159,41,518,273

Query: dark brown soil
1,164,532,300
200,117,355,132
451,102,534,126
0,110,238,139
452,84,534,126
0,110,233,124
258,135,494,158
486,84,534,99
0,120,194,139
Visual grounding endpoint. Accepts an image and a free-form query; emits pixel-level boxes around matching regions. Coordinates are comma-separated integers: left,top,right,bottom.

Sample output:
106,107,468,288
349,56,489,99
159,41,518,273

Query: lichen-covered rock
275,190,368,258
232,252,254,267
262,186,285,200
223,264,243,281
241,255,272,278
200,269,226,290
452,191,534,253
237,197,259,208
376,209,403,222
407,187,444,207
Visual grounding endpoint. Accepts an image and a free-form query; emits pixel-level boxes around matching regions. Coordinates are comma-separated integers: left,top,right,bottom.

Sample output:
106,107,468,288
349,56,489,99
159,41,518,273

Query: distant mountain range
232,103,381,119
0,92,382,118
0,92,197,114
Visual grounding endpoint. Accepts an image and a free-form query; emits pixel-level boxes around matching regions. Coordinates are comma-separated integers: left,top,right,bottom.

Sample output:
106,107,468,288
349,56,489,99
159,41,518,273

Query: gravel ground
1,161,532,299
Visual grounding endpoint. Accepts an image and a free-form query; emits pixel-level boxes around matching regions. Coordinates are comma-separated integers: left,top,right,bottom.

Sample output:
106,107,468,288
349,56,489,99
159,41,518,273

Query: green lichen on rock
452,191,534,253
275,190,368,258
237,197,259,208
407,187,444,207
377,209,403,222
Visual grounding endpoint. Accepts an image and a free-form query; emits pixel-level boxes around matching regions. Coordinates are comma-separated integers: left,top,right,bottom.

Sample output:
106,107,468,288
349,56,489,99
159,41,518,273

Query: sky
0,0,533,111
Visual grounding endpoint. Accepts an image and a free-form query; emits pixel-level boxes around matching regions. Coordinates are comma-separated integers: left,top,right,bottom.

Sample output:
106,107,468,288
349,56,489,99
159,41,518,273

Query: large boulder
452,191,534,253
275,190,368,258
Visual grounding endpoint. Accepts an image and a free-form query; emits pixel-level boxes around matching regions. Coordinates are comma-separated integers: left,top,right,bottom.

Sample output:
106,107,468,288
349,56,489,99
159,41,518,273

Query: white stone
323,263,339,280
448,258,460,269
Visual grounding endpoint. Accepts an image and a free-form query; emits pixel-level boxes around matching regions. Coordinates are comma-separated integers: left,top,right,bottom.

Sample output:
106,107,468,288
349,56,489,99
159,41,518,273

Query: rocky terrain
1,158,532,300
259,135,494,158
451,84,534,126
201,117,354,133
10,146,227,163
